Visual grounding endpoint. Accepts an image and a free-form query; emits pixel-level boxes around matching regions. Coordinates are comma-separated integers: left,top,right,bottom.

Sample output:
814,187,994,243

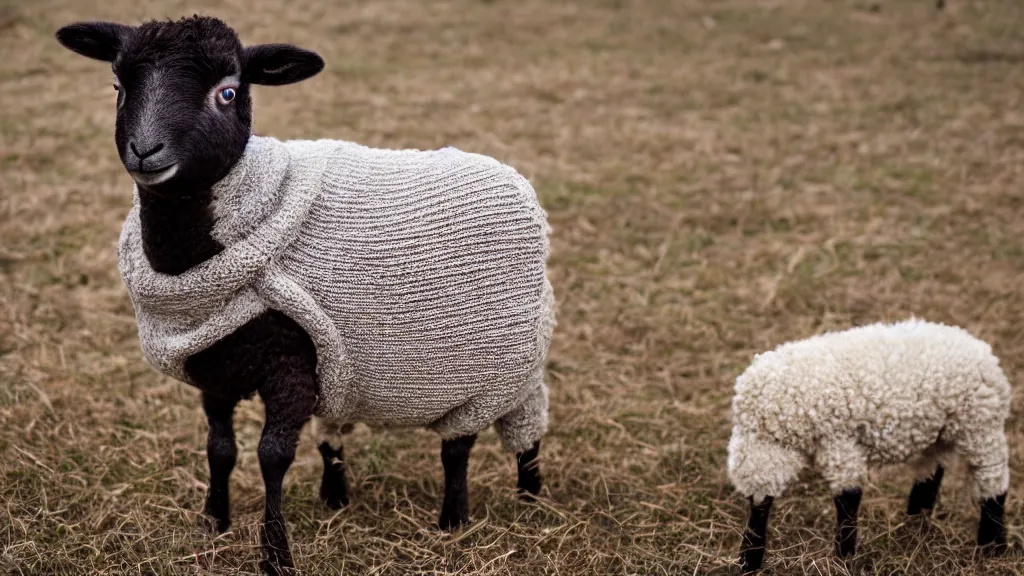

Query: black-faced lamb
728,319,1011,572
56,16,553,575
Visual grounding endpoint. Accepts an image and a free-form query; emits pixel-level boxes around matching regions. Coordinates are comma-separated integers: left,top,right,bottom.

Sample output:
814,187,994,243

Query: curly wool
728,319,1011,504
118,136,554,452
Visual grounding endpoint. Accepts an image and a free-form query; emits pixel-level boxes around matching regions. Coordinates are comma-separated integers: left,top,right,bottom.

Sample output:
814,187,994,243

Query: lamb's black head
55,16,323,196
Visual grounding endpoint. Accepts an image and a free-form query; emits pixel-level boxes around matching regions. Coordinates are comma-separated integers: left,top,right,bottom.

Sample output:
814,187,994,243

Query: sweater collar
119,134,320,313
210,136,291,246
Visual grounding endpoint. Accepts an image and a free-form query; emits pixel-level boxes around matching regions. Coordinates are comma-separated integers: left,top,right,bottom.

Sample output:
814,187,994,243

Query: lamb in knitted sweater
57,15,554,572
118,135,555,451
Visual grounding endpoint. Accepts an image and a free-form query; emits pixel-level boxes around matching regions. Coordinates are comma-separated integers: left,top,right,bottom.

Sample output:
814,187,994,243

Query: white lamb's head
55,15,324,196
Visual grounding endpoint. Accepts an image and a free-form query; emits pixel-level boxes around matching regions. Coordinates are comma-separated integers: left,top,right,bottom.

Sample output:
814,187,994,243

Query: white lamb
727,319,1011,572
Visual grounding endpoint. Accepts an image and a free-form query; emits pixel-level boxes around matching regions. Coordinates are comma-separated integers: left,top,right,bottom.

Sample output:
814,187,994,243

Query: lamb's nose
130,141,164,159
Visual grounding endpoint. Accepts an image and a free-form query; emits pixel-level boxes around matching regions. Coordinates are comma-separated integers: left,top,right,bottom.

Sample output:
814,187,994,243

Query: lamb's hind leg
495,383,548,498
962,429,1010,554
515,441,542,498
315,417,350,510
819,439,868,559
439,434,476,531
907,465,944,516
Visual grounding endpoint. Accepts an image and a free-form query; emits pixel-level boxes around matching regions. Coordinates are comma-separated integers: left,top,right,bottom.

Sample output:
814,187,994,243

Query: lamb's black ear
56,21,133,62
242,44,324,86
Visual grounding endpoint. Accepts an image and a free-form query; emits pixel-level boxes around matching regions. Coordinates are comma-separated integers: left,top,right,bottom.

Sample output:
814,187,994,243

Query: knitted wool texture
118,136,555,452
728,319,1011,504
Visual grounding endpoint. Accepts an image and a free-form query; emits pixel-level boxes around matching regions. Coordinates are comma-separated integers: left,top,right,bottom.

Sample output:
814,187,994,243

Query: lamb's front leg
258,372,317,575
202,393,239,533
495,382,548,499
834,488,863,558
739,496,773,573
439,434,476,531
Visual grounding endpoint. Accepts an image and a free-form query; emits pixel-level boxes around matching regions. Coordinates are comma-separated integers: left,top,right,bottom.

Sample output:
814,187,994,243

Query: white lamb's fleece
728,319,1011,504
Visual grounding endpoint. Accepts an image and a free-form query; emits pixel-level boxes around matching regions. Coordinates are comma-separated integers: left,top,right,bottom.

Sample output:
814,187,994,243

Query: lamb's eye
217,87,236,105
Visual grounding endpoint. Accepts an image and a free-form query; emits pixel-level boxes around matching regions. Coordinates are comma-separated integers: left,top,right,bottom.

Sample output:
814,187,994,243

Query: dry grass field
2,0,1023,574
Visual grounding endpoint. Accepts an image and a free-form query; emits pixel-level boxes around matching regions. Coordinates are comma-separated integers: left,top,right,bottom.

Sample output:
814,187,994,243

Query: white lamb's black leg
962,428,1009,556
258,372,317,576
318,440,349,510
907,465,944,516
835,488,862,558
439,434,476,531
516,440,542,499
739,496,773,573
977,492,1007,555
202,393,239,533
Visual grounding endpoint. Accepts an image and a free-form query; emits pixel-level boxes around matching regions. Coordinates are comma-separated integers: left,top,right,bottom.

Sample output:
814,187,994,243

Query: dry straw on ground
1,0,1023,574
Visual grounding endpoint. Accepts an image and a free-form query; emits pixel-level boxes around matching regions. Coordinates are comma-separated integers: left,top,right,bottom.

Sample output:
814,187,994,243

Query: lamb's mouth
130,163,179,186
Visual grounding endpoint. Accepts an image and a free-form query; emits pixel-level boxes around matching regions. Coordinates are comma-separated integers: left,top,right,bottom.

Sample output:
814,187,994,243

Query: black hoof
202,498,230,534
320,494,349,511
438,511,470,532
981,541,1008,557
517,475,542,499
260,558,296,576
517,489,539,502
739,549,765,573
836,543,858,559
203,513,231,534
319,483,349,511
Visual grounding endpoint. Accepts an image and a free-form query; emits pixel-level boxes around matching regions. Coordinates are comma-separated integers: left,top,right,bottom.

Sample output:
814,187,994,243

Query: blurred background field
1,0,1023,574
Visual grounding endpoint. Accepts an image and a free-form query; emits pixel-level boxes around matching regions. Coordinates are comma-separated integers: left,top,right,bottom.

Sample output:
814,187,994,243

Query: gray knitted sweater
118,136,554,451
